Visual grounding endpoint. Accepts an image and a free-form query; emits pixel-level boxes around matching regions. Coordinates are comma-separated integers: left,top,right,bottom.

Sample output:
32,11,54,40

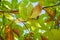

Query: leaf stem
22,22,30,32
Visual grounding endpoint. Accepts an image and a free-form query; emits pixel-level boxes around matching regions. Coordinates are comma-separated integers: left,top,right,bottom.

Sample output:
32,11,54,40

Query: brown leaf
41,35,48,40
12,28,20,37
44,8,56,18
4,25,14,40
29,4,42,18
45,17,53,23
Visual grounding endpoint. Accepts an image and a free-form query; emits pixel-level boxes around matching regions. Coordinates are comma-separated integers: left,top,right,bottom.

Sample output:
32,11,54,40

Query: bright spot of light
15,37,18,40
39,29,46,34
0,18,2,22
27,21,31,25
36,38,39,40
32,2,38,7
16,22,24,27
4,5,11,10
44,23,47,25
40,10,45,15
37,23,41,27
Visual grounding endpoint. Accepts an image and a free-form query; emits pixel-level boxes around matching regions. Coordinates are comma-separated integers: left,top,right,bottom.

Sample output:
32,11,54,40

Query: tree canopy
0,0,60,40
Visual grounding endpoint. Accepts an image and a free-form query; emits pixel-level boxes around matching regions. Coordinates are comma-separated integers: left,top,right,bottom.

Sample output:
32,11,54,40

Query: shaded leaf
0,35,4,40
41,35,48,40
45,17,53,23
12,28,20,37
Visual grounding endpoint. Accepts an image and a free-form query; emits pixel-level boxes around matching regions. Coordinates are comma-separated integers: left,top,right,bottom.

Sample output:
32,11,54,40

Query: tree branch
43,4,60,9
0,10,18,14
0,4,60,13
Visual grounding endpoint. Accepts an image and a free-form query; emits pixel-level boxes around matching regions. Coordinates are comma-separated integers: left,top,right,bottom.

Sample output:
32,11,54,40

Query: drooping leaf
44,8,56,18
29,4,42,19
44,8,56,23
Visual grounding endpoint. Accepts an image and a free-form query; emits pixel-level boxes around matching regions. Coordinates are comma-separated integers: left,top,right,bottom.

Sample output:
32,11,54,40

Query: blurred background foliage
0,0,60,40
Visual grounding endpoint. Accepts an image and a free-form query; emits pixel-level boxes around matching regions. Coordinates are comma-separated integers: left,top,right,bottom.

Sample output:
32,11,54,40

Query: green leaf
27,3,33,18
19,6,28,20
4,13,14,21
22,0,28,6
2,1,12,10
12,0,18,9
47,0,57,3
29,4,42,18
48,29,60,40
16,0,28,10
30,0,40,2
43,0,55,6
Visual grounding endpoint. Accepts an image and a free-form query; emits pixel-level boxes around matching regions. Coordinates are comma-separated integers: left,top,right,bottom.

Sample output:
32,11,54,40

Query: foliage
0,0,60,40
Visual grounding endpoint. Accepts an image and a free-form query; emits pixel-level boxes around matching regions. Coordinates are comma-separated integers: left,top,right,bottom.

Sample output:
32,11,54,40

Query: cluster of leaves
0,0,60,40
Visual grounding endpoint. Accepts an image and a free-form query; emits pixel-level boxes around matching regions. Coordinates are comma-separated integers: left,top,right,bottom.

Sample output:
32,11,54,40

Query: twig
0,10,18,13
22,22,30,32
42,3,60,9
0,4,60,13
